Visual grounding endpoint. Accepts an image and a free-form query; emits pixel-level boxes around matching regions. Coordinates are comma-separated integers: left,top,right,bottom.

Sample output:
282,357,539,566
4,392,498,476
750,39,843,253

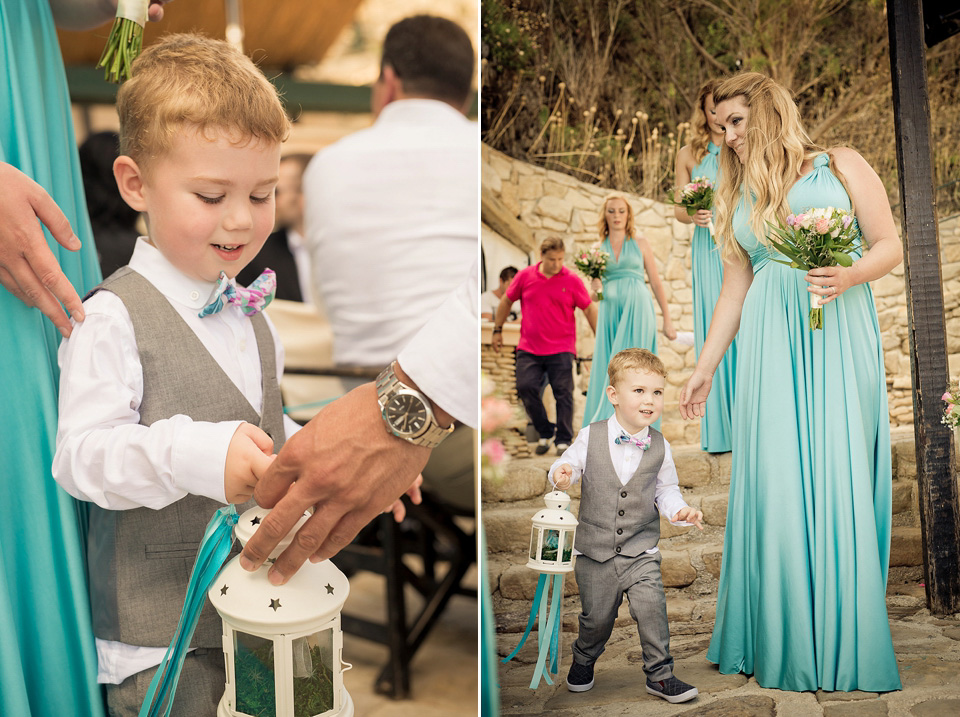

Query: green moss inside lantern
235,633,334,717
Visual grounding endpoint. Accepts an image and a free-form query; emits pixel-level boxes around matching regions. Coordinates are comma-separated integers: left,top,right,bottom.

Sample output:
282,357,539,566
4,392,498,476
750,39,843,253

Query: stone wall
482,143,960,448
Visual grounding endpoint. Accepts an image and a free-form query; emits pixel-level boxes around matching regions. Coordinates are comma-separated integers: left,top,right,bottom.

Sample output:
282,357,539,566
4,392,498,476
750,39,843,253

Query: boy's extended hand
553,464,574,491
224,422,275,504
673,506,704,530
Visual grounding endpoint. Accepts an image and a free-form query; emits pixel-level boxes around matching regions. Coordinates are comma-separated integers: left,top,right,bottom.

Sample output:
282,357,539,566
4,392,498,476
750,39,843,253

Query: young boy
55,34,347,715
550,348,703,704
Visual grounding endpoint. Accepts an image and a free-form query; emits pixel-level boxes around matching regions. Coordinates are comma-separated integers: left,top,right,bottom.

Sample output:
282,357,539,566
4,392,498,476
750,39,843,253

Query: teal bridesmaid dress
706,154,900,691
583,237,658,426
1,2,105,714
691,142,736,452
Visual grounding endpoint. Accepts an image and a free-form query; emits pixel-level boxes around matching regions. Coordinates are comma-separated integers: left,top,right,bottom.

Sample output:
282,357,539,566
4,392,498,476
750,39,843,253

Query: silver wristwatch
376,363,454,448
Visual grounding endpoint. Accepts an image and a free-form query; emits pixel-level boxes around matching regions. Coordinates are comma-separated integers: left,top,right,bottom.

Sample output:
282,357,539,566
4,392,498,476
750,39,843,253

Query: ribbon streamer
501,572,565,689
139,504,239,717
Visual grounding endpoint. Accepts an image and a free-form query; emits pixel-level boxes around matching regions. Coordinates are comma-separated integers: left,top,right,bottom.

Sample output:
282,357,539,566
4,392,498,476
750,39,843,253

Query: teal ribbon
501,572,565,689
139,504,239,717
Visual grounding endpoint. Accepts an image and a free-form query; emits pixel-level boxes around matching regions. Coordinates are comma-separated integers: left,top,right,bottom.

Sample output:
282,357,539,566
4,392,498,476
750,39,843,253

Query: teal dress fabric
691,142,736,452
0,2,105,715
583,237,658,427
706,154,900,691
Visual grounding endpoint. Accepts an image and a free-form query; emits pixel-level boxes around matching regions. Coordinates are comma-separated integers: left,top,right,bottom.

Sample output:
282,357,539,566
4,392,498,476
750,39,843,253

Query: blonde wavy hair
117,34,291,171
596,194,637,240
607,348,667,385
712,72,825,262
688,79,722,164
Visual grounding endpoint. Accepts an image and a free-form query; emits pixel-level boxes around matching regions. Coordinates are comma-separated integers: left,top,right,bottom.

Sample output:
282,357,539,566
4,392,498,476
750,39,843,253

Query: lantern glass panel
234,631,277,717
529,527,539,561
292,628,336,716
563,530,573,562
542,529,560,562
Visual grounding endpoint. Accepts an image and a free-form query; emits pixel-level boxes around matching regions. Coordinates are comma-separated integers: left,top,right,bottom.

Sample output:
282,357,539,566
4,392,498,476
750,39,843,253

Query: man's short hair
499,266,519,282
540,237,565,254
381,15,474,109
607,348,667,386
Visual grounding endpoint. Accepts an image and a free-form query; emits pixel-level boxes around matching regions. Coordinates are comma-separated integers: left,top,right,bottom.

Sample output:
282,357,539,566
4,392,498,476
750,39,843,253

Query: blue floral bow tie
615,431,651,450
198,269,276,318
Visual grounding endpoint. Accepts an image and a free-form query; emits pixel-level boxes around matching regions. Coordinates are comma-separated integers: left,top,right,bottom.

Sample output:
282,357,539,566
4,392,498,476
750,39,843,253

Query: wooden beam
887,0,960,614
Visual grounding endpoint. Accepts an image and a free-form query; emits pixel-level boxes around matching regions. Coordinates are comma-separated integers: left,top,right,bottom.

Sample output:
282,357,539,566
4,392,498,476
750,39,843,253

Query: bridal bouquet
574,248,609,300
666,176,715,215
768,207,861,330
942,382,960,429
97,0,150,82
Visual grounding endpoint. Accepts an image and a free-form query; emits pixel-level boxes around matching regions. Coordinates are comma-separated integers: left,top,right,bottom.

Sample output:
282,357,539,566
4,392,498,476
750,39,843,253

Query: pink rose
815,218,830,234
481,438,506,465
481,396,514,433
944,392,953,402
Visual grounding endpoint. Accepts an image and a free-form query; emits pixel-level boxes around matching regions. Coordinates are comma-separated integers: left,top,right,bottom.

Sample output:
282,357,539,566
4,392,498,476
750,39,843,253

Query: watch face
385,393,428,435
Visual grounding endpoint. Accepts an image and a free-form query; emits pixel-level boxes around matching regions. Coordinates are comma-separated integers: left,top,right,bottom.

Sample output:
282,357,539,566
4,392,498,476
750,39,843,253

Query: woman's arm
673,146,695,225
638,237,677,340
806,147,903,305
679,255,753,418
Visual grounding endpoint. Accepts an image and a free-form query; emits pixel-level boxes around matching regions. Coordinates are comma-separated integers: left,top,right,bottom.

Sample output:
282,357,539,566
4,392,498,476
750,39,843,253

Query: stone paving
494,581,960,716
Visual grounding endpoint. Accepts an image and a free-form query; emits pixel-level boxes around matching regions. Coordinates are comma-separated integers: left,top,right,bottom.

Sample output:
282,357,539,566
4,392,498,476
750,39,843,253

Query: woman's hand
805,265,855,306
691,209,713,228
590,277,603,297
662,318,678,341
678,370,713,419
0,163,85,336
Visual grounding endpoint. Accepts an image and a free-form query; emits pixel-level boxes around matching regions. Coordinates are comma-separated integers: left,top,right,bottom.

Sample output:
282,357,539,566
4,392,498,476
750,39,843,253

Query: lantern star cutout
220,584,229,596
325,583,335,595
269,598,282,611
251,516,261,526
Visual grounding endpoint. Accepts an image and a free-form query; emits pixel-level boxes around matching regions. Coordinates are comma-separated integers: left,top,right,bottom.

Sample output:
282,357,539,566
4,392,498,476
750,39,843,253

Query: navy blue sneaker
566,661,595,692
646,676,698,703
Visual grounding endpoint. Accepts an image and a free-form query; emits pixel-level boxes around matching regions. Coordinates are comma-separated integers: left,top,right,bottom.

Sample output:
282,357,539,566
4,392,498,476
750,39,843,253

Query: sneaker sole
645,685,698,703
566,678,594,692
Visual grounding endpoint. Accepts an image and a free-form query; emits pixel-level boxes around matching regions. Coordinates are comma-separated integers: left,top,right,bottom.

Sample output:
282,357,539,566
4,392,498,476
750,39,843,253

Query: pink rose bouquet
767,207,861,330
666,176,715,215
943,383,960,429
574,248,609,300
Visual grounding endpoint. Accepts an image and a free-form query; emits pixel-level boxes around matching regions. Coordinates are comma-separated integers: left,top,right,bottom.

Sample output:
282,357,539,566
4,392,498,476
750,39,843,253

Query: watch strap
376,364,454,448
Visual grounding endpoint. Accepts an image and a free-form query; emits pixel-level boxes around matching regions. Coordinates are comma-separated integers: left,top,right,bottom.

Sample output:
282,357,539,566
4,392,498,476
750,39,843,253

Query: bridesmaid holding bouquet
679,72,903,692
582,195,675,427
673,79,737,453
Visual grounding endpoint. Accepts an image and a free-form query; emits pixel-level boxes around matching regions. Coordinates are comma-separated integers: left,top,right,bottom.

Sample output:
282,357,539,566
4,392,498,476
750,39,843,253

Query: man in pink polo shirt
492,237,597,454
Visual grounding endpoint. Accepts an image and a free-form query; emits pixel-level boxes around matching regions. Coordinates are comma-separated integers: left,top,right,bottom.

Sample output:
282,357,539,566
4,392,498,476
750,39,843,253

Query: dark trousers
515,350,575,444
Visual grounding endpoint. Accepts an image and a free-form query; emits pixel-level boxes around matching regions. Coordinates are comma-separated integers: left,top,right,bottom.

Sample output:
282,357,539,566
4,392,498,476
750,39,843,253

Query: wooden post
887,0,960,614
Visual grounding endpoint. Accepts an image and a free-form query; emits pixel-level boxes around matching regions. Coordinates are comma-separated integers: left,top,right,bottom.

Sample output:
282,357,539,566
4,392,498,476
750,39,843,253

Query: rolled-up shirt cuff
172,420,242,504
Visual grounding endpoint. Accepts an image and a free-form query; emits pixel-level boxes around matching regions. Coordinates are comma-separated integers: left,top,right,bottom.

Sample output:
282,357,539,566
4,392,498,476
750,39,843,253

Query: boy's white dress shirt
548,416,695,556
54,237,300,683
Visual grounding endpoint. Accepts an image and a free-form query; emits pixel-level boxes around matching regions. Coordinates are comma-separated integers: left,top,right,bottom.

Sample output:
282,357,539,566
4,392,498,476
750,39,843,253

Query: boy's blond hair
116,34,290,169
607,348,667,386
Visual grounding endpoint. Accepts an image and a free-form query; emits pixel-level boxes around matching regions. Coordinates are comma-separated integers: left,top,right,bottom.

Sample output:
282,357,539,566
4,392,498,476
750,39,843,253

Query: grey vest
574,422,665,562
86,267,286,648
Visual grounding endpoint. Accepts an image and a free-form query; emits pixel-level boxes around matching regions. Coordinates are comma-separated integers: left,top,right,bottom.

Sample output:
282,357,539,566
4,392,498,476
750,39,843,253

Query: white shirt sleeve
397,261,478,428
53,293,237,510
654,440,693,525
547,425,590,486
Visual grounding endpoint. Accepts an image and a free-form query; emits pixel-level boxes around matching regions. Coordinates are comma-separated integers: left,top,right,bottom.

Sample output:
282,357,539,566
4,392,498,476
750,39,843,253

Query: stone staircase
483,425,924,651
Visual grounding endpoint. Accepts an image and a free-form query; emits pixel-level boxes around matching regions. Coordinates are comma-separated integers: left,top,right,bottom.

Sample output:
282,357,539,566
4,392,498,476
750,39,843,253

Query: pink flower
481,438,506,465
786,213,796,227
481,396,513,433
948,404,955,416
815,218,830,234
944,392,953,402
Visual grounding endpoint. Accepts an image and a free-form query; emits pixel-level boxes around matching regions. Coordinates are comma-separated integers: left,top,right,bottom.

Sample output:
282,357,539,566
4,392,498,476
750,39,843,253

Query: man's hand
240,382,431,585
0,163,85,336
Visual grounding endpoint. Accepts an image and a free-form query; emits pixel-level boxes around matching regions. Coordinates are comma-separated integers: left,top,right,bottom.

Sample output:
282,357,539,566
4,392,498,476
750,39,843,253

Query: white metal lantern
526,491,578,573
208,506,354,717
